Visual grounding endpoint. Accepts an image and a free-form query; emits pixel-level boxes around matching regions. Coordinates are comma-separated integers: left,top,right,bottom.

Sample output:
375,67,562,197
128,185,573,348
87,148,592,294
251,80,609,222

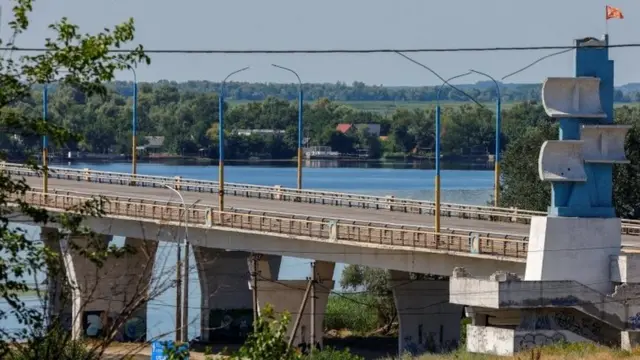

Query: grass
227,99,640,114
377,343,640,360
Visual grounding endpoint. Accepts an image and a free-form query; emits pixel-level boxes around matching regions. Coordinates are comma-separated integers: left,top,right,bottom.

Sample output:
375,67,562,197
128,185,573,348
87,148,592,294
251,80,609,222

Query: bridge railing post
329,220,338,241
274,185,282,200
83,168,90,182
386,195,394,211
174,176,182,190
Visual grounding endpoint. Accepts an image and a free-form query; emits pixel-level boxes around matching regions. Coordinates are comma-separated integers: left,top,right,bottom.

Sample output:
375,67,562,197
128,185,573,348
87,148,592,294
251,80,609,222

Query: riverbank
6,157,495,171
5,153,494,168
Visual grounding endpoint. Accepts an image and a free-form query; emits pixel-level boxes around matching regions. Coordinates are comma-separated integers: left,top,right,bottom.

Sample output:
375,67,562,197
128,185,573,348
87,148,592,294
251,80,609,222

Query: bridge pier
391,270,463,356
193,248,282,343
42,227,73,331
251,259,335,349
50,231,156,341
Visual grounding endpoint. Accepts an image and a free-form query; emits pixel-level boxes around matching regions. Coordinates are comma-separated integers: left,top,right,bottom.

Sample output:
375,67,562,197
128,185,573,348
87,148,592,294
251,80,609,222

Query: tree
340,265,396,333
0,1,174,359
499,123,556,211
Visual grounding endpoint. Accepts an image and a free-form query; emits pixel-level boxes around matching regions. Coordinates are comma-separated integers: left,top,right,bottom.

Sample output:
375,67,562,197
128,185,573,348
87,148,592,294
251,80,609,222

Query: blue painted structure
548,35,618,218
151,340,189,360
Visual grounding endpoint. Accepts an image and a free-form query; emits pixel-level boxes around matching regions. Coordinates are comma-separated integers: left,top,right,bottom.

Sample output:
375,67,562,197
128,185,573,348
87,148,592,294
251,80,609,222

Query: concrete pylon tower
525,35,631,293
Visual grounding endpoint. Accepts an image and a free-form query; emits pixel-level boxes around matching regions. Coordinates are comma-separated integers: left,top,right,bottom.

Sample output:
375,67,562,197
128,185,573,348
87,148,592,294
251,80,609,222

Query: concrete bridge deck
23,177,640,248
4,163,639,237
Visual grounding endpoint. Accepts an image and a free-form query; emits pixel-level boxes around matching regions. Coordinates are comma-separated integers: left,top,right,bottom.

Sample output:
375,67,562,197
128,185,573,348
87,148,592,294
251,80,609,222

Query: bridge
6,34,640,357
8,185,527,350
2,162,639,242
4,162,640,354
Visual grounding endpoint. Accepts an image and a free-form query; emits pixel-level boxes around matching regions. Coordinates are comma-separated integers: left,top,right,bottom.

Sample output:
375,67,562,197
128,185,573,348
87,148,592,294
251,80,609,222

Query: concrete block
525,216,621,294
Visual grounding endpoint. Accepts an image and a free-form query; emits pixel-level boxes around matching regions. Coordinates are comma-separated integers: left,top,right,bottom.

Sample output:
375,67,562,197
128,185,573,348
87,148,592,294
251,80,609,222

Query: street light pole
218,67,250,211
131,69,138,181
271,64,304,190
42,84,48,194
164,184,190,343
470,69,502,207
434,72,472,234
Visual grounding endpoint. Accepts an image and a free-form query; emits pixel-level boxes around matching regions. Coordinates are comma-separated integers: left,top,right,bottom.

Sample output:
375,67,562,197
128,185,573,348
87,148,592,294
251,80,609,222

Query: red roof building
336,124,353,133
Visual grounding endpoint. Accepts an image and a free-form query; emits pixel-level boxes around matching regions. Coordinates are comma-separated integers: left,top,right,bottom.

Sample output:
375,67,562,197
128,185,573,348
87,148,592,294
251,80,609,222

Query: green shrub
231,303,302,360
5,325,99,360
324,294,378,334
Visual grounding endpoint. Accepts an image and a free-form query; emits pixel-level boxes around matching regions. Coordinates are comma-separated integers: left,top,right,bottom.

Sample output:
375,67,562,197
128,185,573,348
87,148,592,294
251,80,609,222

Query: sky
3,0,639,86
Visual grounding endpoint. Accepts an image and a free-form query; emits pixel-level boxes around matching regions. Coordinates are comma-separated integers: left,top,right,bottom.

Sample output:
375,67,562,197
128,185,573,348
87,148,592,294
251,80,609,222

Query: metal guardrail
12,190,529,261
2,162,639,236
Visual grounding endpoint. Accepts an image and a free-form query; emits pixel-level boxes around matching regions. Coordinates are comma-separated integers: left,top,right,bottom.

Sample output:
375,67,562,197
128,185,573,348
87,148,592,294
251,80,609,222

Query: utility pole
310,261,316,353
251,253,260,331
175,247,182,342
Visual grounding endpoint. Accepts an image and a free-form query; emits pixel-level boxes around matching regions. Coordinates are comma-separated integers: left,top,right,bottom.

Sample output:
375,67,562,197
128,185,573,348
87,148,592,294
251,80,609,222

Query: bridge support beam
251,260,335,349
391,270,463,356
58,233,156,341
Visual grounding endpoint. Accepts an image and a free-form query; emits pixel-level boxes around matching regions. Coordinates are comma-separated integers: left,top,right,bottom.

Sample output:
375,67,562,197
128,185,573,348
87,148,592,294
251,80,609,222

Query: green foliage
340,265,396,332
499,122,556,211
306,347,364,360
614,108,640,219
107,79,640,104
231,303,302,360
4,324,98,360
0,0,148,358
324,293,378,333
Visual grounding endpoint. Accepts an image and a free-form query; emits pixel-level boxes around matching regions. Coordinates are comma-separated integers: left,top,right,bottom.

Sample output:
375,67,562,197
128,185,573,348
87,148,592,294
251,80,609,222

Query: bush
5,325,99,360
325,293,378,333
231,303,302,360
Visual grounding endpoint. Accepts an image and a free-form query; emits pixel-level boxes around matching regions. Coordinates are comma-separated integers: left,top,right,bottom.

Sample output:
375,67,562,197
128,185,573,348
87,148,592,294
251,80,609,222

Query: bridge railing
13,190,529,261
3,162,639,236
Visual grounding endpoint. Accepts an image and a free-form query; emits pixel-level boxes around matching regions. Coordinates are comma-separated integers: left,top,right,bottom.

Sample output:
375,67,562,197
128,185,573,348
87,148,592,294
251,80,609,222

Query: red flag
606,5,624,20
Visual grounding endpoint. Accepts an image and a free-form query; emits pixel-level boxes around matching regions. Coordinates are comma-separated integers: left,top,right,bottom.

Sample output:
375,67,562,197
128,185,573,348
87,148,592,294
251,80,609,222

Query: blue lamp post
42,84,49,194
271,64,304,190
434,72,472,233
470,69,502,207
218,67,250,211
130,69,138,181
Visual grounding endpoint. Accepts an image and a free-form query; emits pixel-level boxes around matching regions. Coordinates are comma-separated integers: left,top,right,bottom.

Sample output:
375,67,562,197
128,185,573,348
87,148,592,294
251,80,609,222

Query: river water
2,160,493,341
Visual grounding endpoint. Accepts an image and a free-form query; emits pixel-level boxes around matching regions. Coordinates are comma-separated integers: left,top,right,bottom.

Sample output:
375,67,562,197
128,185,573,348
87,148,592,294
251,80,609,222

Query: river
2,160,493,341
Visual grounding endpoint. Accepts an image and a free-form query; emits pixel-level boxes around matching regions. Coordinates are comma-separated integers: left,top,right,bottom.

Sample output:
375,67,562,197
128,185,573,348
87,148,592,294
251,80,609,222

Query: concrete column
251,260,335,348
42,227,72,331
194,248,268,343
61,235,156,342
391,271,463,356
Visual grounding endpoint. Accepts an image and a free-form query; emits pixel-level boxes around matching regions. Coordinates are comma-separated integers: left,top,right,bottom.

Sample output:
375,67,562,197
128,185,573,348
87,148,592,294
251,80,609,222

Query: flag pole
605,5,609,35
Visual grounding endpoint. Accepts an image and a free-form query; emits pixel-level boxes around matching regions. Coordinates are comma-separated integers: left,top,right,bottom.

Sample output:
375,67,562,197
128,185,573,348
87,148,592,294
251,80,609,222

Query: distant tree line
3,81,640,163
103,80,640,103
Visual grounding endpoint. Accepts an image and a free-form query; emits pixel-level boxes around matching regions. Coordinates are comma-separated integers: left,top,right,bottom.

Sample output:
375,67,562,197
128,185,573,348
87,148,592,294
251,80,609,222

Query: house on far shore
335,123,381,137
136,136,165,154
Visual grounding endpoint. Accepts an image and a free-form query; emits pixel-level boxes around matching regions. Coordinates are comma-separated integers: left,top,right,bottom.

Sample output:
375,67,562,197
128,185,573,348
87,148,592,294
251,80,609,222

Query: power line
2,42,640,55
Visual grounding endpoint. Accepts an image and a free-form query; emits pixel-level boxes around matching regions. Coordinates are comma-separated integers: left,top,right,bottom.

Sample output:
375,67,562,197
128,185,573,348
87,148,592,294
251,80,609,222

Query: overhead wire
1,42,640,54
